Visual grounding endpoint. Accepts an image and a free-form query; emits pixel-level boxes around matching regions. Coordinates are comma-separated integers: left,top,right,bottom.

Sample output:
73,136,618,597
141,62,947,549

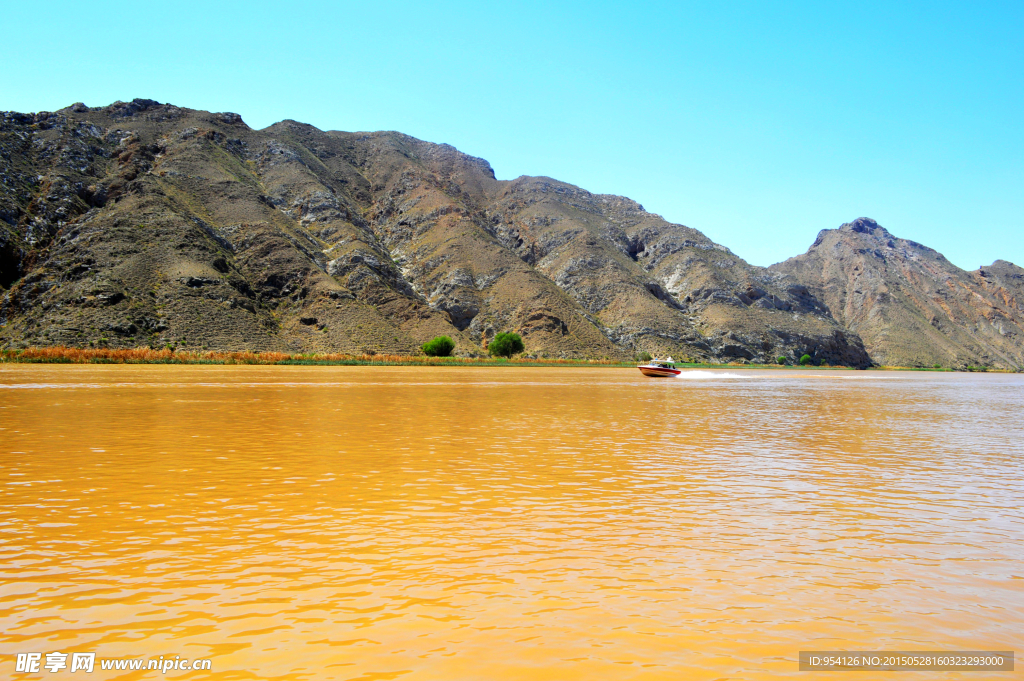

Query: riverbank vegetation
0,346,624,367
420,336,456,357
487,332,525,358
0,346,1015,371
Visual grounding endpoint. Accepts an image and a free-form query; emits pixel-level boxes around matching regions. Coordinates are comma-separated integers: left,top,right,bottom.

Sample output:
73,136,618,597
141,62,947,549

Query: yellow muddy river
0,366,1021,679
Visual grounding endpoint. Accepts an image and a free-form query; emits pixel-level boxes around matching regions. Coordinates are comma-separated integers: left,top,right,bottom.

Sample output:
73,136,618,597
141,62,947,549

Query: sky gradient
3,1,1021,270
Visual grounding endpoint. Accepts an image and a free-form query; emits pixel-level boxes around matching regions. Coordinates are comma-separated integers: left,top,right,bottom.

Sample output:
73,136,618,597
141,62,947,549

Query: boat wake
674,370,745,379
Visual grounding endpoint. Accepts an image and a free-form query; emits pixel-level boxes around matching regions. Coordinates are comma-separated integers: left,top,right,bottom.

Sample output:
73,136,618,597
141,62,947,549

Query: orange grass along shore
3,346,1001,371
0,346,629,367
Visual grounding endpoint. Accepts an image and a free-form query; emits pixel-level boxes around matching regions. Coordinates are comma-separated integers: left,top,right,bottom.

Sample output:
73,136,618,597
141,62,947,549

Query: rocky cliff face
771,218,1024,369
0,100,1015,369
476,176,869,366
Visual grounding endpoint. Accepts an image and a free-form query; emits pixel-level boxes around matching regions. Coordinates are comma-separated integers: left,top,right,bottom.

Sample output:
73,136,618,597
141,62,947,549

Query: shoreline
0,346,1011,372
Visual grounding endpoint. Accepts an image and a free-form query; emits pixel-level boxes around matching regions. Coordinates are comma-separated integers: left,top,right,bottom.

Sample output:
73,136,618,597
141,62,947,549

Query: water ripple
0,366,1021,680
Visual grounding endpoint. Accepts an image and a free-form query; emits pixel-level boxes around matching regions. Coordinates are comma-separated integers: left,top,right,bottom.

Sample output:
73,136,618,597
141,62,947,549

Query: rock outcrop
772,218,1024,369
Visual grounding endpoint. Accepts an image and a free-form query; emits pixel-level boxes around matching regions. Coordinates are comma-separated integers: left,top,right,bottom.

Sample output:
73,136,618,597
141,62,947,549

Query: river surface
0,365,1021,679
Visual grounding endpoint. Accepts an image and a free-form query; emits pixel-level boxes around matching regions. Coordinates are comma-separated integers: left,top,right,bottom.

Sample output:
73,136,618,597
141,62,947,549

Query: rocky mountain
771,218,1024,369
0,100,1017,369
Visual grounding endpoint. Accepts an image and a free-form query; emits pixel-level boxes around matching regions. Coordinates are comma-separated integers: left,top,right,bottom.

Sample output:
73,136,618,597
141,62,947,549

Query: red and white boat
637,357,681,377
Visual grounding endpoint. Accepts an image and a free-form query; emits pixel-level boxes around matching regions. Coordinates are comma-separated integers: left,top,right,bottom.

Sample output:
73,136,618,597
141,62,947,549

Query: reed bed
0,346,630,367
0,346,900,370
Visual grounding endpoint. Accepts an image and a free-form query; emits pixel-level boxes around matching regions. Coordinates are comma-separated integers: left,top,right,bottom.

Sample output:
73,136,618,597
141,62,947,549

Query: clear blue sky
4,1,1021,269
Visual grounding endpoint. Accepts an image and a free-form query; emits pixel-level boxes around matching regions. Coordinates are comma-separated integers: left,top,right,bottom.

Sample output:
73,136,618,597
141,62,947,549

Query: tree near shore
421,335,455,357
799,354,812,366
487,332,524,358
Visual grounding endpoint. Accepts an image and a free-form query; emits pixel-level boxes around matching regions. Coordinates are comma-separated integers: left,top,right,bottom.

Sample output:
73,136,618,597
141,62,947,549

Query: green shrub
933,364,941,369
637,351,653,362
777,356,786,365
421,335,455,357
799,354,812,366
488,332,524,358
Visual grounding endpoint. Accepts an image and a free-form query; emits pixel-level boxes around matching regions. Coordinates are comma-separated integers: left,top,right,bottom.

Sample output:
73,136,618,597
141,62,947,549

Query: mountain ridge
0,100,1019,369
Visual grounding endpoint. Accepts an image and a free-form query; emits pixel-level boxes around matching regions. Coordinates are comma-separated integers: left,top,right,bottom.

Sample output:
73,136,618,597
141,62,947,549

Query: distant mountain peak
838,217,890,237
773,216,1024,369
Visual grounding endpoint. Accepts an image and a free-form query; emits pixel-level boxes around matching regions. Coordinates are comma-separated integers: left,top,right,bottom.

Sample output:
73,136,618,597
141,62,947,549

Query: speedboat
638,356,681,377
